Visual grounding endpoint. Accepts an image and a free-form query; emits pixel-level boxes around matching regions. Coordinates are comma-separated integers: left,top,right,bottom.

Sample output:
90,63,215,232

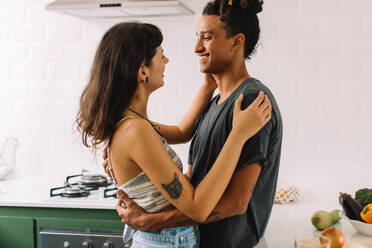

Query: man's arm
116,162,261,231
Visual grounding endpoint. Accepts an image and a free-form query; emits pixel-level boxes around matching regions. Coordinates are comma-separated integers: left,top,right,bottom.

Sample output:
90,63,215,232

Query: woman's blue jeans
131,226,199,248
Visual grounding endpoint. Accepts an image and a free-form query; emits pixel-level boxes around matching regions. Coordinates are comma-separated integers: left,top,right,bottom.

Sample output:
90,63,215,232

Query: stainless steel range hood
45,0,194,18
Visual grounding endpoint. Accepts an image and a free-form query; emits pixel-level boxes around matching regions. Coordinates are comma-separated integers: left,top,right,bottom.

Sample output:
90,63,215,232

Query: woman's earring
145,77,149,83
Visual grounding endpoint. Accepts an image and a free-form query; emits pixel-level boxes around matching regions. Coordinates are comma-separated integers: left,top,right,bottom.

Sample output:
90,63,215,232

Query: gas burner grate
66,169,113,188
50,182,99,198
104,187,118,198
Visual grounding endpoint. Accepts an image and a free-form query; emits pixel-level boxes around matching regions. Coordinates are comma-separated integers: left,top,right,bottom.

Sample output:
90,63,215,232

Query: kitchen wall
0,0,371,185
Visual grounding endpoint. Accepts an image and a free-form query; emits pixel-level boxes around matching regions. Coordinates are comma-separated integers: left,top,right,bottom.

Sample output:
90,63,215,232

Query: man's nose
194,40,204,54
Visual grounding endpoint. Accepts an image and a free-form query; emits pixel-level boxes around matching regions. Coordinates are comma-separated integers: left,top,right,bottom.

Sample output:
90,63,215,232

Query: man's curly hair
203,0,263,59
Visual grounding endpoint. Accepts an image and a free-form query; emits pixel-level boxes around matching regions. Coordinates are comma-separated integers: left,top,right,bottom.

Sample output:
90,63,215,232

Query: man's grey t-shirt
188,78,283,248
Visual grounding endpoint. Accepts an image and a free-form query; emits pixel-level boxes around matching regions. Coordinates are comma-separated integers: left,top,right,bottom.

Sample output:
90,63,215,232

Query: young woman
76,22,271,247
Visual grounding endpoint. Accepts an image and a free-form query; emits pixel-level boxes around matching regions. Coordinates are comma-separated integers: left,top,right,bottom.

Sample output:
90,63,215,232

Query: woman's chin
152,82,164,92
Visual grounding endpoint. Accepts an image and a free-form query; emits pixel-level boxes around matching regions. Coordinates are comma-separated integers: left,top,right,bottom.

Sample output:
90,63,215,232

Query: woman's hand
232,91,272,141
201,73,217,96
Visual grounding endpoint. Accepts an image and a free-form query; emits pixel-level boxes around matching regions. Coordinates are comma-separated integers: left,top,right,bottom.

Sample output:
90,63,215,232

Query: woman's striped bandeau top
108,116,183,213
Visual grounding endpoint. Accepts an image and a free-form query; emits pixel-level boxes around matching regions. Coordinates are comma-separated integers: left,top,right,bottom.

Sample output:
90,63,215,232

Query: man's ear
137,64,150,83
232,33,245,52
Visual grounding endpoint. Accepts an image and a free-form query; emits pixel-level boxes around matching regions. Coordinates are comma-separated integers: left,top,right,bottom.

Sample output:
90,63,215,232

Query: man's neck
213,63,250,104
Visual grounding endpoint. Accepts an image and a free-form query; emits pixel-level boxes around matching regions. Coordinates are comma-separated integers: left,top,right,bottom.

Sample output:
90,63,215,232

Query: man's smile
199,53,210,62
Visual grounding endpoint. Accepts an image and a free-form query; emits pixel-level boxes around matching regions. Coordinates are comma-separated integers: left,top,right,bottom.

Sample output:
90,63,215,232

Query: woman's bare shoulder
113,117,156,145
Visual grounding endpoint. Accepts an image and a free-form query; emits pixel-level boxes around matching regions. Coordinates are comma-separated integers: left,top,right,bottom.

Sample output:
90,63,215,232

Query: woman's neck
125,85,150,118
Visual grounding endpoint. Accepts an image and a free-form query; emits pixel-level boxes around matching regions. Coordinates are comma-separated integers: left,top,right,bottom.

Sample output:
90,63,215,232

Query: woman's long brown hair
76,22,163,149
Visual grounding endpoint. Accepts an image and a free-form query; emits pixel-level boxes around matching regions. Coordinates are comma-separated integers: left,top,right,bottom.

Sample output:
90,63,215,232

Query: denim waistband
148,226,197,236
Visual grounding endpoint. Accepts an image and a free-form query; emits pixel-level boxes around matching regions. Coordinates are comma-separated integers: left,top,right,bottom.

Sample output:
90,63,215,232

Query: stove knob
103,241,113,248
63,241,70,248
81,240,93,248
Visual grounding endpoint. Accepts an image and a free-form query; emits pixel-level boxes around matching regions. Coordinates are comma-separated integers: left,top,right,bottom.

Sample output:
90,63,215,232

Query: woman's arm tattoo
162,173,182,199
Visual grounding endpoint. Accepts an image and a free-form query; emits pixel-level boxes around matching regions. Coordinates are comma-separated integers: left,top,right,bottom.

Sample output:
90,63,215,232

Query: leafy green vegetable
355,188,372,207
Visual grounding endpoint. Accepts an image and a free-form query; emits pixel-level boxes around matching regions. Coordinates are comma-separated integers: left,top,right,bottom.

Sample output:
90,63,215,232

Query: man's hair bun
214,0,263,17
239,0,263,14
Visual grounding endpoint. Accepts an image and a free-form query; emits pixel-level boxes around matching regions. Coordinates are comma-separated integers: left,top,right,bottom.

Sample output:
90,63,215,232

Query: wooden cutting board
346,240,372,247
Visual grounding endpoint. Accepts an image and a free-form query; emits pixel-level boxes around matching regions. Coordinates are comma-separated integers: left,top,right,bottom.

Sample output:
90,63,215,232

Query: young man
106,1,282,247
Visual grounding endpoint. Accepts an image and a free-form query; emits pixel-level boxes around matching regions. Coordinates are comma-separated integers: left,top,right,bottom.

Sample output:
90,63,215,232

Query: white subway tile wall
0,0,371,183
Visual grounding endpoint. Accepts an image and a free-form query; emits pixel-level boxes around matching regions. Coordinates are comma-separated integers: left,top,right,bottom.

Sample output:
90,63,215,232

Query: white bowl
340,210,372,237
